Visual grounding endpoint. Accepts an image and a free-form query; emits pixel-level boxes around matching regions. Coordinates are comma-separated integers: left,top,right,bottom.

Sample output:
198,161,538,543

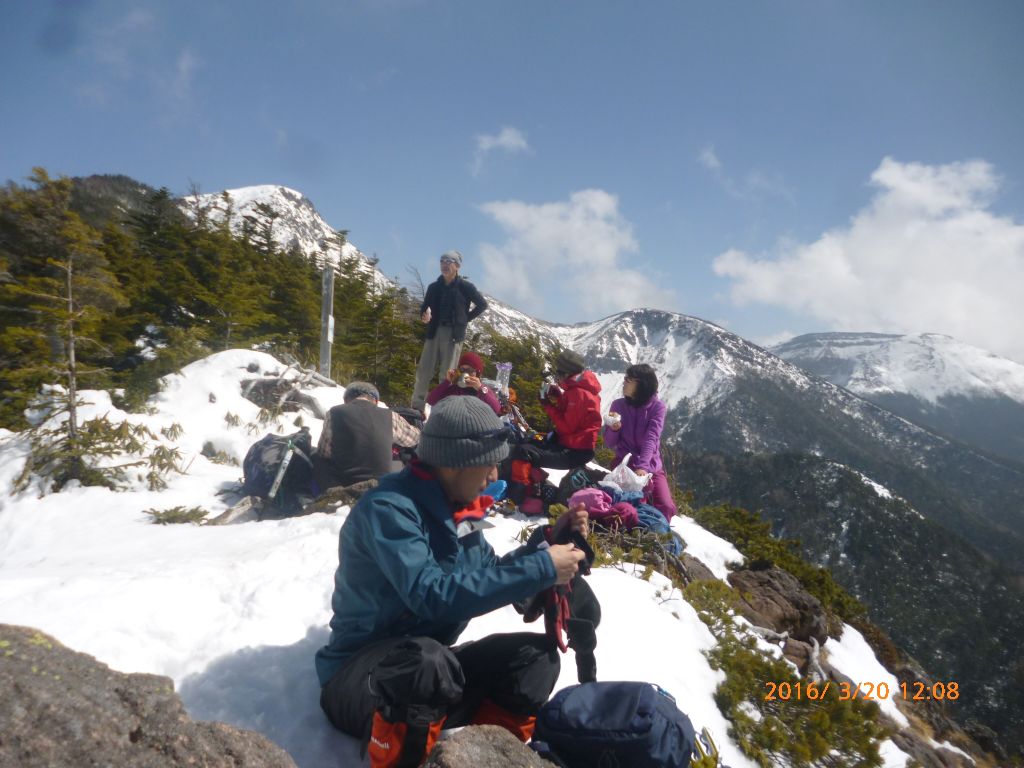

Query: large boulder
680,552,716,583
727,565,833,643
424,725,547,768
0,624,295,768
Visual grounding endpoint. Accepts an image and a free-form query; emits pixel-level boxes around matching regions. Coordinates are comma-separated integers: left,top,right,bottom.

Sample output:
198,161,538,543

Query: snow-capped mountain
772,332,1024,463
181,185,389,287
523,310,1024,571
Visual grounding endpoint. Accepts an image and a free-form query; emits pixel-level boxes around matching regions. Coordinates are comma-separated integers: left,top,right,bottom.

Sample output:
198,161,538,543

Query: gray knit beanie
440,249,463,267
343,381,380,403
417,397,510,468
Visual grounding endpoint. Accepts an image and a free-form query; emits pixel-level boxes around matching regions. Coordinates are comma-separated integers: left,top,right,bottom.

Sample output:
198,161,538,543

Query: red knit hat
458,351,484,375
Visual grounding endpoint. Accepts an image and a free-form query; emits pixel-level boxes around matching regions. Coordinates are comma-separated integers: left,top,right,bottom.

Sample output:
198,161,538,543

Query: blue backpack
532,681,698,767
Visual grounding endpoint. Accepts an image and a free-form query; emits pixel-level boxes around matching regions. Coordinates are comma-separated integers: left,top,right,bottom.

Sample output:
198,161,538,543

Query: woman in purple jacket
602,363,677,521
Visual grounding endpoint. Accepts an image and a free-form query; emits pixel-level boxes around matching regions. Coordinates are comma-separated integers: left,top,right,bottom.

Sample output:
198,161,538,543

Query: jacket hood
562,369,602,396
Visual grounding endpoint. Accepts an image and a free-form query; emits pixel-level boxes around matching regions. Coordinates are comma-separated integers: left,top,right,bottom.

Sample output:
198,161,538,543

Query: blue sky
4,0,1024,361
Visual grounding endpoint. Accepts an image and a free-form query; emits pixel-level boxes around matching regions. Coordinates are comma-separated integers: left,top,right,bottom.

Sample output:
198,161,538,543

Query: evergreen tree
258,244,322,355
0,169,130,486
0,169,126,431
469,326,562,431
243,201,280,256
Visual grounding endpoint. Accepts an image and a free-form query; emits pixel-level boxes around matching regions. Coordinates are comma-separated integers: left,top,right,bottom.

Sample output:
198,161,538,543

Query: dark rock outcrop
0,624,295,768
727,565,833,642
680,553,716,583
890,730,975,768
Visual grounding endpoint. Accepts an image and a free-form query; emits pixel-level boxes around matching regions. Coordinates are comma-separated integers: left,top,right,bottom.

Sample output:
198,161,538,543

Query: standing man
315,397,588,768
411,250,488,412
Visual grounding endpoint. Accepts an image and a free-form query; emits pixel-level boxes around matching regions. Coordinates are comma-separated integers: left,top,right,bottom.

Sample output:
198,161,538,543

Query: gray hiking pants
411,325,461,410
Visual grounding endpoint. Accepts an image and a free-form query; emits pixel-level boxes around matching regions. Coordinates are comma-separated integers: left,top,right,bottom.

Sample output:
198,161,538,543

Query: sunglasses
440,257,458,265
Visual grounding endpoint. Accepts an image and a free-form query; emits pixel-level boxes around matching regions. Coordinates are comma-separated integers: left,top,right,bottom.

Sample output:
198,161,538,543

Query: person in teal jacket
316,396,588,768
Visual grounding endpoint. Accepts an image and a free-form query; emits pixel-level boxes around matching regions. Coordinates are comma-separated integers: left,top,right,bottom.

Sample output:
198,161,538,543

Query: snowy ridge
0,350,920,767
773,332,1024,404
545,309,826,422
182,185,390,288
472,293,561,343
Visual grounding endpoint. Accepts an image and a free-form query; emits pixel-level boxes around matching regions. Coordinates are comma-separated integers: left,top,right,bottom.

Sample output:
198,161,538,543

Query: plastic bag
605,452,651,493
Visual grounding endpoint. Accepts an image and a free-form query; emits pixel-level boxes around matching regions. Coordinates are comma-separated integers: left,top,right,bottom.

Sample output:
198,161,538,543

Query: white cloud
472,127,529,176
88,8,156,74
477,190,676,321
699,145,722,171
713,157,1024,362
698,144,794,203
171,48,199,103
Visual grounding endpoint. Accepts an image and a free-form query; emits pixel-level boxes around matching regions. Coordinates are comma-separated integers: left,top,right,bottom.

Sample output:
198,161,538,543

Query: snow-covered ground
0,350,916,767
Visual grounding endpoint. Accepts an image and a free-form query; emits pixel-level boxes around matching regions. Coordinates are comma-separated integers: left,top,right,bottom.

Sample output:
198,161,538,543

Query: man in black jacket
411,250,488,411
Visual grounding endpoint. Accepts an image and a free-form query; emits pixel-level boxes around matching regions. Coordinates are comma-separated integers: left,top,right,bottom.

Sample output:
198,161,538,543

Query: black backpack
532,681,698,768
241,427,314,512
555,465,609,506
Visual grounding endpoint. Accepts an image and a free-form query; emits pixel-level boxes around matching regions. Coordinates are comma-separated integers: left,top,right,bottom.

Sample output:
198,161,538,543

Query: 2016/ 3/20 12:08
764,680,960,701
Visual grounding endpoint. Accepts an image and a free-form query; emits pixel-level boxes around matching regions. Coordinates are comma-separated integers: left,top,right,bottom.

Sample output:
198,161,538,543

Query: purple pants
644,469,677,522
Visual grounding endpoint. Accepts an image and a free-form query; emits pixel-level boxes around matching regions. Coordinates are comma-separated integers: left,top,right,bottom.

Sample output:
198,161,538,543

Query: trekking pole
689,727,722,767
267,439,295,501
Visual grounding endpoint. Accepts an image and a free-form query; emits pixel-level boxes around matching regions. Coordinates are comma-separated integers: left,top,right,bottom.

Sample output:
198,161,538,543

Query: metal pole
319,266,335,378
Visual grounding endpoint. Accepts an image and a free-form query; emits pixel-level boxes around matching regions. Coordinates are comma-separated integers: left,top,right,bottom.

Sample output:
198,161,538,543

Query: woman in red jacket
518,349,602,470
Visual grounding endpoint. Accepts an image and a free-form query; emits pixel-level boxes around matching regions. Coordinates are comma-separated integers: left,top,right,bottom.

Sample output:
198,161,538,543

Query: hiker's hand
553,502,589,540
548,543,586,585
421,308,431,323
464,374,482,391
445,368,459,383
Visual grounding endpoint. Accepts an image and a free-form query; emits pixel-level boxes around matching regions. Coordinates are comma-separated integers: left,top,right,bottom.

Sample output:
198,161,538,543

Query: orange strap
470,697,537,742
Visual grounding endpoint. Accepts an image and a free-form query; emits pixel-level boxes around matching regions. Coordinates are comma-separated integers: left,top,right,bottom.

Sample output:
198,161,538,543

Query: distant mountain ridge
187,185,1023,570
772,332,1024,463
549,310,1024,568
183,185,393,289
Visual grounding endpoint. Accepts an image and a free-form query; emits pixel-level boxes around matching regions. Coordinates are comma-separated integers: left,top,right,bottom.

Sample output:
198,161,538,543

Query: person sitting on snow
313,381,420,493
602,363,677,522
315,396,588,767
514,350,602,471
425,351,502,416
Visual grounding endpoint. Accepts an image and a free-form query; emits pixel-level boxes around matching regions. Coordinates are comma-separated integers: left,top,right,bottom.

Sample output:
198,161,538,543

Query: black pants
320,632,560,738
512,443,594,471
